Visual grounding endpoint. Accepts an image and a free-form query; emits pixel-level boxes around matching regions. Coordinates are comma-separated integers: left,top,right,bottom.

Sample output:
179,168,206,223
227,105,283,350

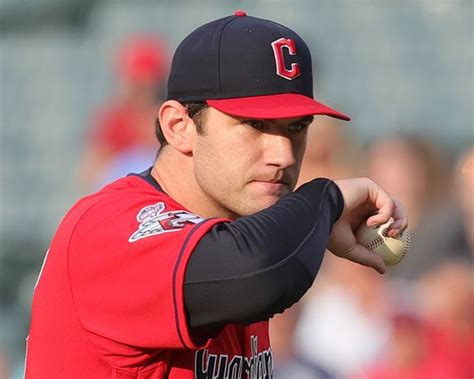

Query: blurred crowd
2,32,473,379
79,34,169,190
272,120,473,379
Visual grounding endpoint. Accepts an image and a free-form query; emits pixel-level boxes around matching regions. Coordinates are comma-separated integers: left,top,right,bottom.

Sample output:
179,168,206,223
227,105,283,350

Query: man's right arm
184,177,408,330
184,178,343,329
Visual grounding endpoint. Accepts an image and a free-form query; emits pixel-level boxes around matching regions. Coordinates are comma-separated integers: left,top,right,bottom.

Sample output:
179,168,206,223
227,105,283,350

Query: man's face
192,107,312,219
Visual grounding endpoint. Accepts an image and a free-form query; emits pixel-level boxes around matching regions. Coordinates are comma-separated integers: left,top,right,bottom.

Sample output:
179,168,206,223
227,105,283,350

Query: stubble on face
192,108,308,219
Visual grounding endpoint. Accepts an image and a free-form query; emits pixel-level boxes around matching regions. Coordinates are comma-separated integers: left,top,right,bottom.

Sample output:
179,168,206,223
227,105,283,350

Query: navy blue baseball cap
167,11,350,121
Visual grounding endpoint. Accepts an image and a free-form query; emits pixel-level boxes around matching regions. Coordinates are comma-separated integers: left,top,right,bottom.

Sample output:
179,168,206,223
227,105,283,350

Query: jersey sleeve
68,194,227,354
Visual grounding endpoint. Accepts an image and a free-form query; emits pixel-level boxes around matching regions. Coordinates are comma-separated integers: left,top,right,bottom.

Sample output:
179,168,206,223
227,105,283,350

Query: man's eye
288,123,308,132
244,120,266,130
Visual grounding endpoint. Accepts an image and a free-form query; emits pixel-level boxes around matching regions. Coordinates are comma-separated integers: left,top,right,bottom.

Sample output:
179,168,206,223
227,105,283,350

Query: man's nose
265,134,297,169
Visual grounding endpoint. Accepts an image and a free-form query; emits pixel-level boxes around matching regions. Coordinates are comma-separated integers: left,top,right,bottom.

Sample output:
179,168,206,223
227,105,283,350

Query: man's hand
329,178,408,274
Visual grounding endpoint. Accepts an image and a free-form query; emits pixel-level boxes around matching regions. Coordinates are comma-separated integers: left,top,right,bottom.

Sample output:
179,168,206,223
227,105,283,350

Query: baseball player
25,12,407,378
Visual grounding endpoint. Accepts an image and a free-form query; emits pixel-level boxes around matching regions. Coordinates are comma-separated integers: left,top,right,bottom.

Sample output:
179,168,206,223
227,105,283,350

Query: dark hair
154,102,209,146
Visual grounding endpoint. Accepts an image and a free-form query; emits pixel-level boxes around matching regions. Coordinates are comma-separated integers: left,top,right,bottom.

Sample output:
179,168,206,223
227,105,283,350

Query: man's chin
231,185,291,217
243,194,286,215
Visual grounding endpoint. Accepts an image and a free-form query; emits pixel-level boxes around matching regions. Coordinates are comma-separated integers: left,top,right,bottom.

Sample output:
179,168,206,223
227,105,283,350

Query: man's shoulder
59,175,207,245
57,175,172,234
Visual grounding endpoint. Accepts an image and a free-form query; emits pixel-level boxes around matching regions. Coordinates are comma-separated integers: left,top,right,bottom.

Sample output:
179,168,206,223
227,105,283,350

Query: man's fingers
328,220,387,274
366,184,394,227
330,178,408,271
365,185,408,239
342,244,387,274
387,198,408,237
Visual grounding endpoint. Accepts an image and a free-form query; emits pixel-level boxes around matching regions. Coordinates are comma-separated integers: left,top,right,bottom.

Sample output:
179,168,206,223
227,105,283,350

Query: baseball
355,219,410,266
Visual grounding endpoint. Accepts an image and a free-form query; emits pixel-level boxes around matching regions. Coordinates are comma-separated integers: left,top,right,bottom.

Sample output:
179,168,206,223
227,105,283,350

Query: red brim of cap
207,93,350,121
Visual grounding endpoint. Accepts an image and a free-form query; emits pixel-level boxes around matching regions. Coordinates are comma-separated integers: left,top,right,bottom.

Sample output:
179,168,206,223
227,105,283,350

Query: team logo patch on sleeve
129,202,204,242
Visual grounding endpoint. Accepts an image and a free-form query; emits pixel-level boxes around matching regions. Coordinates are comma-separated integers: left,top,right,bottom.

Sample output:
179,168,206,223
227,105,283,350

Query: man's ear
158,100,196,154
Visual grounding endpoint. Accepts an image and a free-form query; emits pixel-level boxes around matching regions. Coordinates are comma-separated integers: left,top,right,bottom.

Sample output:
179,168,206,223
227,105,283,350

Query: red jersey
25,175,272,378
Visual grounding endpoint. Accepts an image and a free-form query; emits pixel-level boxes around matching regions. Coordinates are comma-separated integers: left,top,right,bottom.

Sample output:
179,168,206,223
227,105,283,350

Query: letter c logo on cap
271,38,301,80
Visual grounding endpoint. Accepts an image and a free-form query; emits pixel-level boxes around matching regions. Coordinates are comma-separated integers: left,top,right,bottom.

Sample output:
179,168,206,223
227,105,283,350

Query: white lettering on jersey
129,202,204,243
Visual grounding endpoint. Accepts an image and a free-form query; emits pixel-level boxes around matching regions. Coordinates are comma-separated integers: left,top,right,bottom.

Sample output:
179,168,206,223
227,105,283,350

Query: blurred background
0,0,472,377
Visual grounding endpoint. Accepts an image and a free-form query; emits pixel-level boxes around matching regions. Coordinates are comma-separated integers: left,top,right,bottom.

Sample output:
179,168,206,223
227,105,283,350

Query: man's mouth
251,179,290,194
